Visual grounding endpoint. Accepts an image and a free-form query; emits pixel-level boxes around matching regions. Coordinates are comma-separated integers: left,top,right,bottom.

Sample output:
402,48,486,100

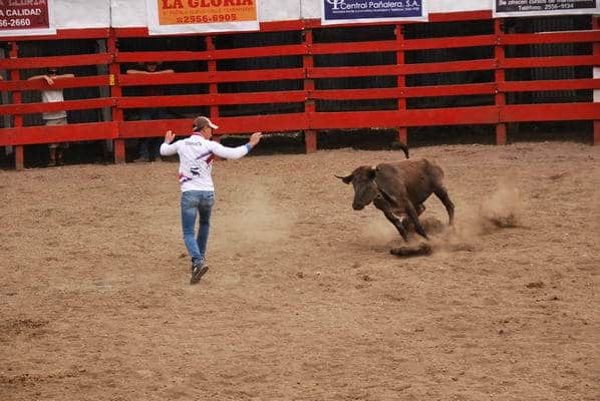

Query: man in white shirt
28,67,74,166
160,116,263,284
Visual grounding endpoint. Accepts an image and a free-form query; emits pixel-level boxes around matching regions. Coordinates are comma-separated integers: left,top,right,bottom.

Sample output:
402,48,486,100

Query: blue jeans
181,190,215,266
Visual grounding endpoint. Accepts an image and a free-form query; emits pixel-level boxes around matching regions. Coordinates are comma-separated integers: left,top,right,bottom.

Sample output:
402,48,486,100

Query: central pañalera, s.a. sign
321,0,428,25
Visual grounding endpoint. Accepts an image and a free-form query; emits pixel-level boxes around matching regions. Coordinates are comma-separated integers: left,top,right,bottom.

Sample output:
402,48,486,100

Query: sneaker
190,265,209,285
133,157,148,163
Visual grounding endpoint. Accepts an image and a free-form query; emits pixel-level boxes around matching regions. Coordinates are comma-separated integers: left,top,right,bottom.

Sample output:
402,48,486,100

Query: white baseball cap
193,116,219,131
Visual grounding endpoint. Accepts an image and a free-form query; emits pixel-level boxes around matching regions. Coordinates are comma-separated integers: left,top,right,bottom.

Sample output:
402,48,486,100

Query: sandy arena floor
1,141,599,400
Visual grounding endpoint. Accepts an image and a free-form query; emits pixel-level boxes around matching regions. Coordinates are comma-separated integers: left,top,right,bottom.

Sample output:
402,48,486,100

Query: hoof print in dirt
390,242,433,257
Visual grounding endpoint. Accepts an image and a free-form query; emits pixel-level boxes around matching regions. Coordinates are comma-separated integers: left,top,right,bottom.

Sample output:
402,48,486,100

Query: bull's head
335,166,379,210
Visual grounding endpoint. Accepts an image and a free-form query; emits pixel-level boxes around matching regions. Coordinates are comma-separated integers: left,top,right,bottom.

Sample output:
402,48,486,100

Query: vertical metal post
396,24,408,146
9,42,25,170
593,15,599,146
303,27,317,153
97,38,113,158
205,35,221,144
9,41,25,170
206,35,218,118
108,29,126,163
494,18,507,145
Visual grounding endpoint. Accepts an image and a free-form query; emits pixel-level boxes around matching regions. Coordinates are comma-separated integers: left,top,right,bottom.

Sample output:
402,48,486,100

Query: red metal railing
0,11,598,169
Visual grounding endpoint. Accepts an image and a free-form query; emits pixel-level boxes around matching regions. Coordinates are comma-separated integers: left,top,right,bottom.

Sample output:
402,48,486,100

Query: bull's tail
392,141,410,159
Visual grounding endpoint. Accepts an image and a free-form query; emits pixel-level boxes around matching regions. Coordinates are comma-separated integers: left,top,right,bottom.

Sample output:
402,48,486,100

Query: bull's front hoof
390,242,433,257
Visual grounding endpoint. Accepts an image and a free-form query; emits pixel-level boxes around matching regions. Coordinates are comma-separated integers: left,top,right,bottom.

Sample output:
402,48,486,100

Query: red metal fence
0,10,599,169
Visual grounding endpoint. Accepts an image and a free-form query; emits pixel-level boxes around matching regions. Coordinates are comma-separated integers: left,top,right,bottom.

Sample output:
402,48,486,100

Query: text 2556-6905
176,14,237,23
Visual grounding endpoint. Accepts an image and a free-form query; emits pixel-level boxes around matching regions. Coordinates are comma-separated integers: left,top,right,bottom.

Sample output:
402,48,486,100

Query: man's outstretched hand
249,132,262,147
164,130,176,144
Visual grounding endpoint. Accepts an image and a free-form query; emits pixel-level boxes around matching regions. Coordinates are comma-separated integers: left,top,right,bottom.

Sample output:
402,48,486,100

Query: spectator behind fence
126,61,174,163
27,67,74,166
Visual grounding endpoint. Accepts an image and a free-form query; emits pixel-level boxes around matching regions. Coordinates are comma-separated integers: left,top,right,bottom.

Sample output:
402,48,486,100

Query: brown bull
336,158,454,242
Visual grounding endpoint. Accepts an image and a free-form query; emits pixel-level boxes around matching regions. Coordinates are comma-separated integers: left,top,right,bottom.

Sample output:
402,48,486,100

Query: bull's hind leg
434,187,455,225
406,203,429,240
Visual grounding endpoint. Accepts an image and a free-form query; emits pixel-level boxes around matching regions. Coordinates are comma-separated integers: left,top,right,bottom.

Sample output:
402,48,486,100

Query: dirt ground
0,141,598,400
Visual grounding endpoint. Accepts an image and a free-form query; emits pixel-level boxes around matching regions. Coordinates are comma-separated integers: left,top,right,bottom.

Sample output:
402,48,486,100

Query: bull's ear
334,174,353,184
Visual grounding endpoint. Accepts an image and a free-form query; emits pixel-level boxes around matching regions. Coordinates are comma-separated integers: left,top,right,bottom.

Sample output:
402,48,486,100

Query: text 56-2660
0,18,33,28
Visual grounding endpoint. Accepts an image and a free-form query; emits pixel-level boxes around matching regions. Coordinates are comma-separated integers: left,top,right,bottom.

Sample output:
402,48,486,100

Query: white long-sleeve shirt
160,133,251,192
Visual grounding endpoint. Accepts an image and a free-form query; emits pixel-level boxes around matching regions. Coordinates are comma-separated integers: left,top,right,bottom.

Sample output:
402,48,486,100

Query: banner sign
147,0,259,35
494,0,599,17
321,0,428,26
0,0,56,37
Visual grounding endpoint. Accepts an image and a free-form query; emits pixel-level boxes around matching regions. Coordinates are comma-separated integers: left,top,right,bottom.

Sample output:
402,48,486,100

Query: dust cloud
415,179,525,257
477,178,524,231
361,218,397,246
216,184,296,250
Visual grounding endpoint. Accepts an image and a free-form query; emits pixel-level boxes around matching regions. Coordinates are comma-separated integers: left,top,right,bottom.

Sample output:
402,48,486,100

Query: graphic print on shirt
179,149,214,185
178,172,193,184
196,150,214,166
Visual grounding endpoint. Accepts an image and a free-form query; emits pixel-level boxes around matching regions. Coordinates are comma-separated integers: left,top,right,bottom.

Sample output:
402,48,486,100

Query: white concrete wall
54,0,110,28
110,0,146,28
109,0,148,28
429,0,493,14
260,0,302,22
55,0,495,29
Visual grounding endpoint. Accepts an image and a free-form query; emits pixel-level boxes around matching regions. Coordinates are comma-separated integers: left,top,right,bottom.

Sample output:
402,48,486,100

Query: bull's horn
334,174,353,184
